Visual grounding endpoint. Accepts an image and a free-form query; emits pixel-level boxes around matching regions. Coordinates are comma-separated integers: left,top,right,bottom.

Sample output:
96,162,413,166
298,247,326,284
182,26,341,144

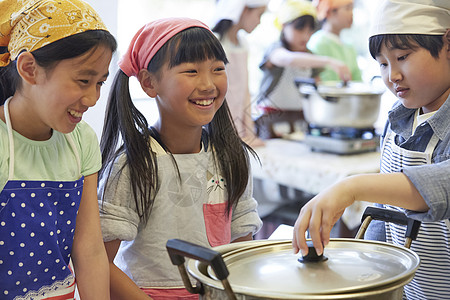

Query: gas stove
305,125,379,154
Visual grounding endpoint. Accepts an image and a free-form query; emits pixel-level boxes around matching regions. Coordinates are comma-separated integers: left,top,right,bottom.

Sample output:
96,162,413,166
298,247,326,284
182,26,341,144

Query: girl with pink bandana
98,18,262,299
0,0,116,299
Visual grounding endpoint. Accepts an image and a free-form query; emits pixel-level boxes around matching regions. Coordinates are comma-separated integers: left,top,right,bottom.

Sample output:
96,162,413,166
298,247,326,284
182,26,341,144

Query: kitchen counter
250,138,381,230
251,138,381,195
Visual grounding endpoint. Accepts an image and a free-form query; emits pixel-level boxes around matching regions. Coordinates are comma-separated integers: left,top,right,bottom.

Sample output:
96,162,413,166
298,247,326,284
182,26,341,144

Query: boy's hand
292,178,356,256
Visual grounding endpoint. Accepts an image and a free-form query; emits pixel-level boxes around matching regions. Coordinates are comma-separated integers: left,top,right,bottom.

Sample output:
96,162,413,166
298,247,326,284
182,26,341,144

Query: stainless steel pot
167,208,420,300
296,79,385,128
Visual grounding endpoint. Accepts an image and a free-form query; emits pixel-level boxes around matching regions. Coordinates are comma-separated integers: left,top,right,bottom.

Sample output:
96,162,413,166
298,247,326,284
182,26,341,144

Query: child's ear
16,52,39,84
138,69,158,98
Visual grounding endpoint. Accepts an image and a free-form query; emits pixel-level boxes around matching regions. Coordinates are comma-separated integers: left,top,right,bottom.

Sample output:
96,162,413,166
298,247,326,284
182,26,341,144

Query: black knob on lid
298,241,328,263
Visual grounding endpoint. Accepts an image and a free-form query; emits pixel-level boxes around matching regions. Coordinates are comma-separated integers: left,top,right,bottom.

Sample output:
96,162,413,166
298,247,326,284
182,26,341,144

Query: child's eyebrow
77,69,109,78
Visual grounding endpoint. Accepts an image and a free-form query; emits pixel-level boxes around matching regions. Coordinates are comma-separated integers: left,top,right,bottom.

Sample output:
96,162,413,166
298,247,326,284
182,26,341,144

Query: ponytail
207,101,258,213
99,70,157,223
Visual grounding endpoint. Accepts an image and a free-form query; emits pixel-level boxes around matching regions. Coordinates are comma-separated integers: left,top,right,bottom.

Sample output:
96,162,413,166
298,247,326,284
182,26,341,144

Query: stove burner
308,125,376,140
305,125,379,154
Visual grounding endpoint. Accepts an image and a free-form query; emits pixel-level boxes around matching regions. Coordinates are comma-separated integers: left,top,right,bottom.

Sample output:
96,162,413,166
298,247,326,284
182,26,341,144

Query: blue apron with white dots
0,99,82,299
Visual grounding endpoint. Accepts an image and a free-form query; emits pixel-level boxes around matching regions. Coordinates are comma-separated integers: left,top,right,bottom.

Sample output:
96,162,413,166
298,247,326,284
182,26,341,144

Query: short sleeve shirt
0,120,101,190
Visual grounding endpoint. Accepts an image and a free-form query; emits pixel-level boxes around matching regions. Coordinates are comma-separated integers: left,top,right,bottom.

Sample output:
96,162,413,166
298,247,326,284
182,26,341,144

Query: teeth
68,109,82,118
194,99,213,106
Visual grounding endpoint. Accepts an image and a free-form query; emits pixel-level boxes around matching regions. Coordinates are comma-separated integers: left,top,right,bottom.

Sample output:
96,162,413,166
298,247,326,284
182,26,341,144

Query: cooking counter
251,138,380,195
250,138,381,231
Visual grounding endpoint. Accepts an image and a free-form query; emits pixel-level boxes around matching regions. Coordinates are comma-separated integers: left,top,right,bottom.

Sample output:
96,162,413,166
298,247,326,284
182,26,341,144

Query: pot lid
191,239,419,298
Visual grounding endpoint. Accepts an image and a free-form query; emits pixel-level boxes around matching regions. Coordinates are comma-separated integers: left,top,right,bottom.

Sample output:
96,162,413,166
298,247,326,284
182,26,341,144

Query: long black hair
369,34,444,60
0,30,117,104
100,26,257,223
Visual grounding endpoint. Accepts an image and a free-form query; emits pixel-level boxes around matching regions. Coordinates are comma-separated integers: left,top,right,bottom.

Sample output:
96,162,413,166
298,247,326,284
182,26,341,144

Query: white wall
83,0,119,140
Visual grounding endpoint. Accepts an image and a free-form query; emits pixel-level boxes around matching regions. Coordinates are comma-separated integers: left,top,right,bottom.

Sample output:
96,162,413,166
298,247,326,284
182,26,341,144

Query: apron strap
445,220,450,232
381,125,440,162
424,134,440,153
4,98,15,180
64,133,82,177
4,97,82,179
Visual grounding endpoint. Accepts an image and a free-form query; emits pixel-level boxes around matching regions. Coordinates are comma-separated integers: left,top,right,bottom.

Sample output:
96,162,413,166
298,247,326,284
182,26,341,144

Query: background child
211,0,268,147
293,0,450,299
98,18,262,299
254,0,351,139
308,0,362,82
0,0,117,299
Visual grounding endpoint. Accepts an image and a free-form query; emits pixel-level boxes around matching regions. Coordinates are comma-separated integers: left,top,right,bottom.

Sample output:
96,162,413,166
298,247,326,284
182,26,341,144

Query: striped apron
381,127,450,300
0,98,82,299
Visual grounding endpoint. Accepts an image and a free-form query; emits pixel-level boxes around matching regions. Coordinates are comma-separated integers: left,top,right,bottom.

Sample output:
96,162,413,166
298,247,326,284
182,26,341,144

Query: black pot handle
355,206,421,249
294,77,317,89
166,239,237,300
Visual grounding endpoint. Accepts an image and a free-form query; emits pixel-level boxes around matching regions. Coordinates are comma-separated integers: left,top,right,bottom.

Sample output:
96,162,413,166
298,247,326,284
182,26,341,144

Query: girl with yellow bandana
0,0,116,299
255,0,352,139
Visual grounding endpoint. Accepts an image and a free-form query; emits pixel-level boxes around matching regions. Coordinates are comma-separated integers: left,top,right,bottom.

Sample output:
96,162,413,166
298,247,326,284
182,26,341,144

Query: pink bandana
119,17,211,77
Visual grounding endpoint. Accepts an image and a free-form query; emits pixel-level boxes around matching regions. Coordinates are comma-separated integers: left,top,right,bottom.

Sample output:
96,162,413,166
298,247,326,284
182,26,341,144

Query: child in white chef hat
292,1,450,299
211,0,269,147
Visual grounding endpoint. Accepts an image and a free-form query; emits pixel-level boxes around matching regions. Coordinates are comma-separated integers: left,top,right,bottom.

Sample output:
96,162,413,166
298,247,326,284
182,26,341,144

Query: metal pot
296,79,385,129
167,208,420,300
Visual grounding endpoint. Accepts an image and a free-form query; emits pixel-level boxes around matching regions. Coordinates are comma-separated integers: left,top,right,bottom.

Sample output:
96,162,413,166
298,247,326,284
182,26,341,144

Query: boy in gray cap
293,1,450,299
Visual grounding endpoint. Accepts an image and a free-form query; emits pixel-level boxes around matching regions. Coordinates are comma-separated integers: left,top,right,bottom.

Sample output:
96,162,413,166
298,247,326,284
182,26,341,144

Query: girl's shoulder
68,121,99,146
66,121,102,176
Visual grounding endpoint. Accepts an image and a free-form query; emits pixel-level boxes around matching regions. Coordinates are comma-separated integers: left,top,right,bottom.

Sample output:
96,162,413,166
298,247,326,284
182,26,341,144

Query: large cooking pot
296,79,385,129
166,208,421,300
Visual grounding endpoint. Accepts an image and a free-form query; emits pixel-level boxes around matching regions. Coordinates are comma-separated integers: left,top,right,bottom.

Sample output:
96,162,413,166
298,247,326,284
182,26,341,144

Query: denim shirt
384,94,450,221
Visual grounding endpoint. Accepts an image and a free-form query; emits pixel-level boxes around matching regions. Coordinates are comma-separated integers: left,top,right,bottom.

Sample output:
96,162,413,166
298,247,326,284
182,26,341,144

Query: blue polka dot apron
381,128,450,300
0,99,83,299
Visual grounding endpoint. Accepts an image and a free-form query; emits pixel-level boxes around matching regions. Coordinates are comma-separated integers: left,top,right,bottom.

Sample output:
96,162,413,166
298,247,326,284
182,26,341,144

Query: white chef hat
370,0,450,37
211,0,270,27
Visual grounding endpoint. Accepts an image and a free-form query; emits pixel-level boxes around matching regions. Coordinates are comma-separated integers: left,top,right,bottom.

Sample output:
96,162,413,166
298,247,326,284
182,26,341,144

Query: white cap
211,0,270,27
370,0,450,37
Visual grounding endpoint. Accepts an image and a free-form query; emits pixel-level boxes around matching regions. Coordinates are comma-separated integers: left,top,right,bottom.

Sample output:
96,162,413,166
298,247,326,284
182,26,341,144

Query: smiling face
150,58,227,130
376,39,450,113
21,45,112,138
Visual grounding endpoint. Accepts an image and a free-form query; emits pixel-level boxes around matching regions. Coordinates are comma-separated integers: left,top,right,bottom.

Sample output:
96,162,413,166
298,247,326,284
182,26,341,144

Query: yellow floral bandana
0,0,107,67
